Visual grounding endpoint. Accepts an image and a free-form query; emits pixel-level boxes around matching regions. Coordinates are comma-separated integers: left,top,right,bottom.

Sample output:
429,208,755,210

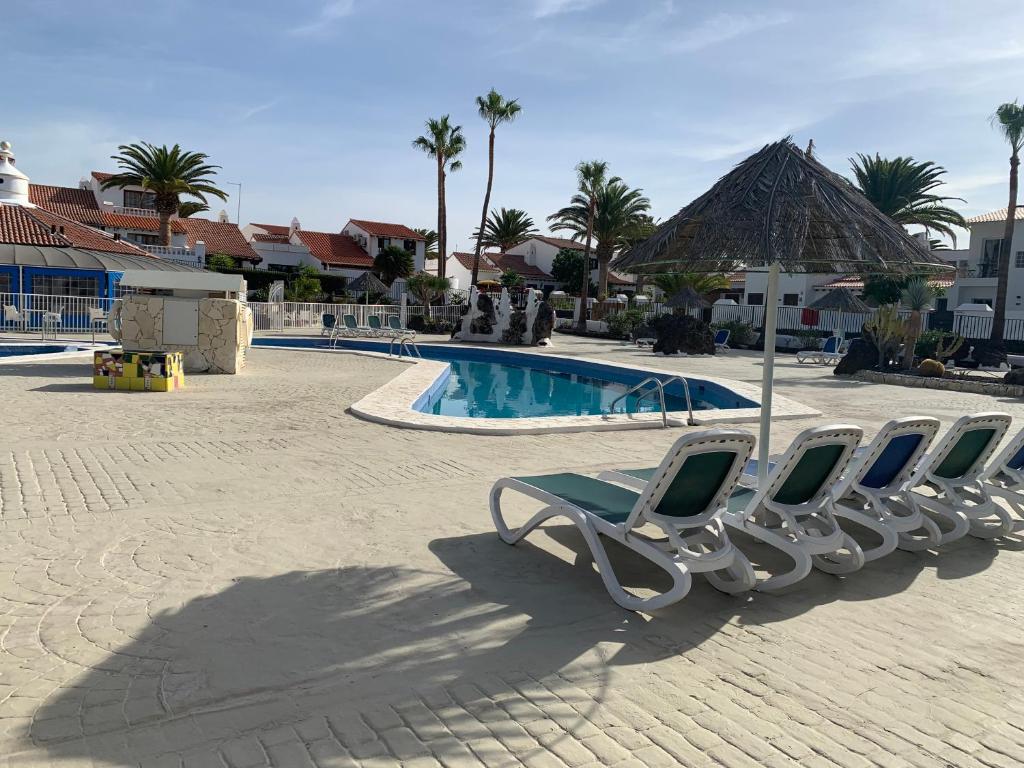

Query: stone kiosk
109,271,254,374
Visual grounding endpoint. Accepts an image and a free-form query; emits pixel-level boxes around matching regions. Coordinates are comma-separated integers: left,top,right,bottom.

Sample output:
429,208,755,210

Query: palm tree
499,268,524,288
406,272,451,310
177,201,210,218
849,154,966,242
470,90,521,286
473,208,538,251
102,143,228,246
374,245,414,285
412,117,466,280
414,228,438,262
991,101,1024,342
548,177,651,300
899,277,936,370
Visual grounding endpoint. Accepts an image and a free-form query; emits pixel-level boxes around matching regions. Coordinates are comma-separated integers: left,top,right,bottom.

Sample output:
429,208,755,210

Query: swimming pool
0,344,86,358
250,337,816,434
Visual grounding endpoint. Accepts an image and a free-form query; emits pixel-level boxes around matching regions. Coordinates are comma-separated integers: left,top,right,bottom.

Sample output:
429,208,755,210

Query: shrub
407,315,456,335
606,308,648,340
712,319,757,347
915,329,964,360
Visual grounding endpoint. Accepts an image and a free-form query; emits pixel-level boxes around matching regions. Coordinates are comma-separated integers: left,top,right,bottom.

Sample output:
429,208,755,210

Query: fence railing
953,314,1024,341
0,293,116,335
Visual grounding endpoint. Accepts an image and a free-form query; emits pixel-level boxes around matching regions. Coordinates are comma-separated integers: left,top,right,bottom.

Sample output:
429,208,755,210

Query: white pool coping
0,343,110,365
327,343,821,435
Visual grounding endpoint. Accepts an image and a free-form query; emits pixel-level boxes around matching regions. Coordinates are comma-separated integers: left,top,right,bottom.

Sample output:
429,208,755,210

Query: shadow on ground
25,517,1023,766
0,362,91,379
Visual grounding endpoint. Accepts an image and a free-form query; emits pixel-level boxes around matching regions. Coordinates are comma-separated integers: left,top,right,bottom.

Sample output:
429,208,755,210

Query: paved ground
0,336,1022,767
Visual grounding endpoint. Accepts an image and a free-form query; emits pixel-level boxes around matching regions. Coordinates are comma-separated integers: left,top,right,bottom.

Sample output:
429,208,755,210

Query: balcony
138,243,206,269
101,202,161,218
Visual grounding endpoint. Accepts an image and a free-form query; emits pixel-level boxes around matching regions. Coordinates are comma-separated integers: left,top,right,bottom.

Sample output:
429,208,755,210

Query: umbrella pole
758,261,780,486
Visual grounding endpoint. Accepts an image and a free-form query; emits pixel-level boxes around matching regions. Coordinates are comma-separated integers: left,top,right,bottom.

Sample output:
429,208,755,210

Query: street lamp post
226,181,242,224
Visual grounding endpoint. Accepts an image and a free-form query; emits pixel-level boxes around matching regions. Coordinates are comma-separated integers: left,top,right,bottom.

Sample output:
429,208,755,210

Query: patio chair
329,313,375,347
726,424,866,590
979,426,1024,522
3,304,23,331
490,430,758,610
713,328,730,351
387,315,416,338
41,306,63,340
796,334,842,365
367,315,387,337
321,313,337,336
88,307,108,343
830,417,942,559
903,412,1013,543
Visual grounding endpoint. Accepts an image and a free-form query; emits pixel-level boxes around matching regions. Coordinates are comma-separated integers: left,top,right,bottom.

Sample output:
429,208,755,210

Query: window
0,273,10,293
123,190,156,209
1015,251,1024,269
31,274,100,297
268,264,298,274
403,239,416,253
747,292,764,305
377,237,391,251
980,239,1002,277
127,232,159,245
782,293,800,306
589,258,598,270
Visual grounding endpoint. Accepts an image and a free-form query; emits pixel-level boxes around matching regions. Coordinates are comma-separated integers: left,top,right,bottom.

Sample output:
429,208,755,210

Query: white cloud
666,11,792,53
289,0,356,36
240,101,278,121
532,0,603,19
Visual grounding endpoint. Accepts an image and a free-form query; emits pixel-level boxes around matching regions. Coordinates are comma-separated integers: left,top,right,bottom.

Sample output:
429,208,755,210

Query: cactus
934,333,964,362
917,359,945,378
863,305,910,369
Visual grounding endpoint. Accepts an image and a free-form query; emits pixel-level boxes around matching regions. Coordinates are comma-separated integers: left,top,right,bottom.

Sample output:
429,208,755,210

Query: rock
834,338,878,375
500,310,528,345
1004,367,1024,386
469,293,496,335
973,340,1008,367
651,315,715,355
531,301,555,345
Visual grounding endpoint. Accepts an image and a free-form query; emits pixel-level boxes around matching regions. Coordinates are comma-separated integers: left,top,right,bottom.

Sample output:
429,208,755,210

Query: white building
504,235,634,291
444,251,558,292
945,208,1024,316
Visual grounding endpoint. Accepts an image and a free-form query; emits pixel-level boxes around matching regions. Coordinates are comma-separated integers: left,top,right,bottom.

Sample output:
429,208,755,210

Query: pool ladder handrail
608,375,696,427
388,336,422,359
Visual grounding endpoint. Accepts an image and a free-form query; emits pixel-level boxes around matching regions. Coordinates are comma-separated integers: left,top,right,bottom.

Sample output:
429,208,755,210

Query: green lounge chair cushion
933,428,996,479
368,316,382,329
772,443,846,505
617,451,737,517
513,473,638,524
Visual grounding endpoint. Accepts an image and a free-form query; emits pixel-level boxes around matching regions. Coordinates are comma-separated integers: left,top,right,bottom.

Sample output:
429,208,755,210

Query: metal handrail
608,375,696,427
389,336,422,359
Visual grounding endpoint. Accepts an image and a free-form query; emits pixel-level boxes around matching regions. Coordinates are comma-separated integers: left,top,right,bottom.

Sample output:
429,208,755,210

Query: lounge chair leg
914,496,969,546
703,552,756,594
810,533,865,574
726,518,813,592
831,503,900,563
896,515,943,551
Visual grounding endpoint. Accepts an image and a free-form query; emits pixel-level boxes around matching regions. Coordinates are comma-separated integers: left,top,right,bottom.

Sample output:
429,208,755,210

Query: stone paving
0,337,1022,767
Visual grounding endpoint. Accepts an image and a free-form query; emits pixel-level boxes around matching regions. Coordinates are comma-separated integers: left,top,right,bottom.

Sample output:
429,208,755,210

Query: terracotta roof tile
528,235,585,251
450,252,500,273
180,218,260,262
965,207,1024,224
296,230,373,267
28,184,104,225
347,219,424,240
0,206,150,256
251,222,290,235
99,211,187,233
488,252,553,280
91,171,114,182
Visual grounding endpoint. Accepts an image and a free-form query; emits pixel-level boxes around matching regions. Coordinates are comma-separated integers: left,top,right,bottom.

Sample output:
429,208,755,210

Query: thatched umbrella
808,287,871,313
612,138,952,484
665,286,710,310
348,271,389,304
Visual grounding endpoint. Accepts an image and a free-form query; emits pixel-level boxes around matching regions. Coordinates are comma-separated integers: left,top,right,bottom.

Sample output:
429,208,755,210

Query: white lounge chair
830,417,942,558
387,315,416,338
728,425,865,590
490,430,758,611
796,335,843,365
904,412,1013,543
713,328,730,351
979,426,1024,522
330,313,375,346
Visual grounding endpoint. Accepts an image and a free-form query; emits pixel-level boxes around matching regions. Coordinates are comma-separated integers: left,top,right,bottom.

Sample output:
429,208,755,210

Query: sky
7,0,1024,252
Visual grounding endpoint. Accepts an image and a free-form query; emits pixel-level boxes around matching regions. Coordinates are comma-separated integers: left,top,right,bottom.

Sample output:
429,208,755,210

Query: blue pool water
0,345,83,358
253,338,758,418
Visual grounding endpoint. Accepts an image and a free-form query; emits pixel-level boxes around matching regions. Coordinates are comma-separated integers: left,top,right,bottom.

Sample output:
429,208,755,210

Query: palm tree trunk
159,213,172,247
902,311,921,370
576,199,595,331
436,157,446,280
596,241,612,299
993,150,1019,342
472,128,496,287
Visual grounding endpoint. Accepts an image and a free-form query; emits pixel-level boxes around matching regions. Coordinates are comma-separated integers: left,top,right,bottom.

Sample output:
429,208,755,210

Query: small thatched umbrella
612,138,952,484
665,286,710,310
348,271,389,304
808,287,872,314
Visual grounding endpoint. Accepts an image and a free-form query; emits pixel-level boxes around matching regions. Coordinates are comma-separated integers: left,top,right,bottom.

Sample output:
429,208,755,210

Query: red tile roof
28,184,104,225
0,206,150,256
450,252,500,273
489,252,553,280
966,207,1024,224
251,222,290,235
607,272,635,286
180,217,260,262
529,235,585,252
252,232,289,242
347,219,424,240
296,230,373,268
91,171,114,182
99,211,187,233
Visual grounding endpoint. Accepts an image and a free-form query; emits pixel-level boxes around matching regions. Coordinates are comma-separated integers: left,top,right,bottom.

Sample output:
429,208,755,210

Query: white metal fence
247,301,466,333
1,293,115,335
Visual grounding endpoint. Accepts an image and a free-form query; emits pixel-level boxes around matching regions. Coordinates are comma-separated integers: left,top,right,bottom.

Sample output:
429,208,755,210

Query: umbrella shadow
0,362,90,378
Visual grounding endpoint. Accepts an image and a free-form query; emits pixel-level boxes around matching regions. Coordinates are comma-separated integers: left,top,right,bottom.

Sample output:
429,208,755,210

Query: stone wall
110,297,253,374
455,287,555,346
848,369,1024,398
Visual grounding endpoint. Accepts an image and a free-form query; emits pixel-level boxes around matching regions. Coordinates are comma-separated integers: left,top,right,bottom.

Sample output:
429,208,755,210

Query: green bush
711,319,757,347
210,266,350,296
407,315,457,335
606,308,648,340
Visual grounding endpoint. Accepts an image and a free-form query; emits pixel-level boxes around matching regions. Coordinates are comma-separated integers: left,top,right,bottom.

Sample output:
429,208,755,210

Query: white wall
342,222,426,272
250,241,320,272
743,270,839,305
506,238,596,284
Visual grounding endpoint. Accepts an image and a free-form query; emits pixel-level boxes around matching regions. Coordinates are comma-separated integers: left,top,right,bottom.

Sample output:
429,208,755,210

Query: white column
758,261,780,486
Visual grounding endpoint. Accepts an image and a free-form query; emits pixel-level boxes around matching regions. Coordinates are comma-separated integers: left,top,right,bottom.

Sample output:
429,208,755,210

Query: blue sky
7,0,1024,250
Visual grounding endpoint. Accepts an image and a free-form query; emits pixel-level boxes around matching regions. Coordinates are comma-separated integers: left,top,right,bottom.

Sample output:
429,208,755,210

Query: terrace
0,334,1021,766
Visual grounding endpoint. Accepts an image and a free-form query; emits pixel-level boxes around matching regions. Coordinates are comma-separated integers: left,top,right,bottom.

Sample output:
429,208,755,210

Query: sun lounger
490,430,758,610
796,335,842,365
714,329,730,351
387,315,416,338
979,426,1024,522
321,313,337,337
830,417,942,558
904,412,1013,543
366,315,387,337
730,425,866,590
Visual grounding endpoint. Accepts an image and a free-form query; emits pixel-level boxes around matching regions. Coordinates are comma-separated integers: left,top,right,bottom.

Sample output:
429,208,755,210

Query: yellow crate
92,350,185,392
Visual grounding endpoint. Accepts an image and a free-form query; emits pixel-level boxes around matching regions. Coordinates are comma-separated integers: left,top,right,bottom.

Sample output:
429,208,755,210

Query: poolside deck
0,336,1022,767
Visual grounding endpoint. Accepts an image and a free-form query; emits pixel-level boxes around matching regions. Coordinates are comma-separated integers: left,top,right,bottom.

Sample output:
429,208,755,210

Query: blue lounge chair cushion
512,473,638,523
860,433,923,489
714,330,729,345
1006,441,1024,471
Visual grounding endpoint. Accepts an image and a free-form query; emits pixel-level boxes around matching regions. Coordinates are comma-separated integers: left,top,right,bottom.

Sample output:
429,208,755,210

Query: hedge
209,266,350,294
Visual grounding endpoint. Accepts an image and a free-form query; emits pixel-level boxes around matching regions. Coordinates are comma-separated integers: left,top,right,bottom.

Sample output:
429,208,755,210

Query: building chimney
289,216,301,239
217,209,229,224
0,141,31,206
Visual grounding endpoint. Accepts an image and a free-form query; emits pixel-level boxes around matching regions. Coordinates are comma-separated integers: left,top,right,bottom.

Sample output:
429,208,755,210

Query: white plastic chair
3,304,23,331
88,307,108,342
41,306,63,340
